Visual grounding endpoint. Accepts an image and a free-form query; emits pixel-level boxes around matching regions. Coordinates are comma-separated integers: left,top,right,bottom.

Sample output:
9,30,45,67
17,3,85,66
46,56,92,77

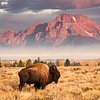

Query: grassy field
0,66,100,100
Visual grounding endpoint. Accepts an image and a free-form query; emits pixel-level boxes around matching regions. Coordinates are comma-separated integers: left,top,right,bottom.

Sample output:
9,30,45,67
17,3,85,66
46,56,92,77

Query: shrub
85,64,89,66
98,62,100,66
71,62,81,66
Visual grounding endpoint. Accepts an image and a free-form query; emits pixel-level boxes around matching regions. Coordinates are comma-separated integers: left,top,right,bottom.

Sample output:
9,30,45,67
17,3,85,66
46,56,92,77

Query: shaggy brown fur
18,63,60,90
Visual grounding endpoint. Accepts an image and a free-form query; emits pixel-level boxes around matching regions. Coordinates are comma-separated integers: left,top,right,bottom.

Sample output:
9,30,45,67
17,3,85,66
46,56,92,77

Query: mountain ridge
0,14,100,47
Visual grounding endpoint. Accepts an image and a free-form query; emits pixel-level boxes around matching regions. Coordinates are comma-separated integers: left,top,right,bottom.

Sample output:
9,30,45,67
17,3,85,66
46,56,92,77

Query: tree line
0,57,100,67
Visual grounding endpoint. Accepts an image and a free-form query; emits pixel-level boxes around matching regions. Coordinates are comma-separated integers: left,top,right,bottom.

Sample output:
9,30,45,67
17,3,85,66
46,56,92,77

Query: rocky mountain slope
0,14,100,47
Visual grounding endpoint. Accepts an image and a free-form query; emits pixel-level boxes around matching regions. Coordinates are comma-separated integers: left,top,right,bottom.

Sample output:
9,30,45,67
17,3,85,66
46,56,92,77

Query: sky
0,0,100,60
0,0,100,33
0,45,100,60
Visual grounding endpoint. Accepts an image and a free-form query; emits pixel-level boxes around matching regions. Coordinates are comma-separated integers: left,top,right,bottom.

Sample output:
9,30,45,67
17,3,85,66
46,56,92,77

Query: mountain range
0,14,100,47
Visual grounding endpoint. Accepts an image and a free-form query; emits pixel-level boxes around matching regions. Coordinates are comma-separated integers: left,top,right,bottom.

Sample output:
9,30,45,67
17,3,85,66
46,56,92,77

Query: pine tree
33,59,38,64
0,61,2,67
18,59,24,67
56,60,60,66
13,61,18,67
48,61,54,66
26,59,32,67
64,59,70,66
37,57,40,62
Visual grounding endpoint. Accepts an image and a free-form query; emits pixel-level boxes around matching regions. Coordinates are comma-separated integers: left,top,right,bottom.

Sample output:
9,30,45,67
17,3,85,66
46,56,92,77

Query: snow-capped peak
72,16,76,22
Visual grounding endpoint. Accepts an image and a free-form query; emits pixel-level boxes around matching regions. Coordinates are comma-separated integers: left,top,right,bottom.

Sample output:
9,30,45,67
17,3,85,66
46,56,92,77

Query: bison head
49,65,60,83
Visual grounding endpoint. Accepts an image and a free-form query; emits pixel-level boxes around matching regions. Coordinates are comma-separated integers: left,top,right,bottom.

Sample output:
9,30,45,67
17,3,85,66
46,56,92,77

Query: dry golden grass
79,60,100,66
0,65,100,100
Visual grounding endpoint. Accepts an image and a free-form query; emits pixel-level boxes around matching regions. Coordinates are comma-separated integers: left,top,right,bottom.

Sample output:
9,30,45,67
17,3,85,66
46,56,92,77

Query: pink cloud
73,0,100,9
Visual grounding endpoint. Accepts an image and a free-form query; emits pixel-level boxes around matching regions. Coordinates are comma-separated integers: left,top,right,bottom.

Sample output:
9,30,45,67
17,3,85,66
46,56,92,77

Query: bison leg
41,84,46,89
35,83,46,90
34,83,41,90
19,83,25,91
41,85,45,89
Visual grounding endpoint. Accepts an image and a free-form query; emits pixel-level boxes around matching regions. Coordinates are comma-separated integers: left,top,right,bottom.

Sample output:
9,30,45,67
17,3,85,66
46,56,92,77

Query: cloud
0,1,100,33
0,8,7,13
0,0,100,13
1,1,8,6
21,9,61,15
73,0,100,9
0,6,100,34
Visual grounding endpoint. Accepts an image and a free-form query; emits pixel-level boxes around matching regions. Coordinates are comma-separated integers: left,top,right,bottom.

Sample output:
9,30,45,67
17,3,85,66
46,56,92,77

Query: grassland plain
0,65,100,100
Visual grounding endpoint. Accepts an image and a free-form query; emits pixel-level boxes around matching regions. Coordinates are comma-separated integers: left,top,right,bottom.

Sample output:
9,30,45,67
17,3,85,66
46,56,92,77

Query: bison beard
18,63,60,91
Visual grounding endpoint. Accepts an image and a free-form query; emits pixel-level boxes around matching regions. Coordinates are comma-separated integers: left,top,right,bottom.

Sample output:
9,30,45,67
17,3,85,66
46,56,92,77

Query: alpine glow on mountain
0,14,100,47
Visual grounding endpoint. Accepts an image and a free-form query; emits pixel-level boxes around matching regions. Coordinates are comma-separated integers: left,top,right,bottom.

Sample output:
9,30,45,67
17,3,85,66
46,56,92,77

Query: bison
18,63,60,90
